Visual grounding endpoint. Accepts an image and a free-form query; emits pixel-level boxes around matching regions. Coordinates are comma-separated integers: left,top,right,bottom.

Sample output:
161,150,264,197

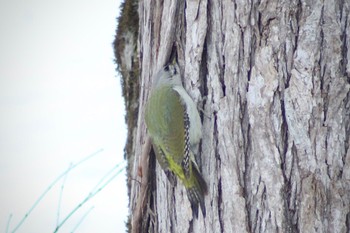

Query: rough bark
115,0,350,232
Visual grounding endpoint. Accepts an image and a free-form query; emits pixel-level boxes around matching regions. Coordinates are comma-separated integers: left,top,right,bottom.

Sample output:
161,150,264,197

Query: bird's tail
186,162,208,218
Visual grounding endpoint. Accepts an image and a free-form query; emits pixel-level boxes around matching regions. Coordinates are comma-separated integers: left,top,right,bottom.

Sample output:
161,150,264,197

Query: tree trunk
115,0,350,232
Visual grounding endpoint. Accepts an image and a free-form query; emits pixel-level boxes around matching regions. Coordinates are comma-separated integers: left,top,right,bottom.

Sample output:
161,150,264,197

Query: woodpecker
145,63,208,218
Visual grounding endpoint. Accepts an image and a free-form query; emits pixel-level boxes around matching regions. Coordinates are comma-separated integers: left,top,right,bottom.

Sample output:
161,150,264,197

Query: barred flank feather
186,162,208,218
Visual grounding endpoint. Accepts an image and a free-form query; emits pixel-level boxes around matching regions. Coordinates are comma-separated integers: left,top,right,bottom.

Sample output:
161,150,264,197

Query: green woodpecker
145,63,208,218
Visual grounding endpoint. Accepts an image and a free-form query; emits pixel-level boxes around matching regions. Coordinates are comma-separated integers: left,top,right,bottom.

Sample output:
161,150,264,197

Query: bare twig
132,136,152,233
9,149,103,233
56,163,72,227
53,163,125,233
90,162,124,193
70,206,95,233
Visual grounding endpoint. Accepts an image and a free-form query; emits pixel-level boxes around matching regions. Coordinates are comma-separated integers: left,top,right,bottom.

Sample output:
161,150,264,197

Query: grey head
152,63,182,88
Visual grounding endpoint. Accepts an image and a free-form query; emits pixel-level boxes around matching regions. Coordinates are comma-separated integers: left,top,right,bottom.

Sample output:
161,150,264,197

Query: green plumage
146,85,185,167
145,67,207,218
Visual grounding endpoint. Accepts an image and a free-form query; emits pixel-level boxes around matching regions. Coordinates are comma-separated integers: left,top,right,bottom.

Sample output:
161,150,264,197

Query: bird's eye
173,66,177,75
164,64,178,77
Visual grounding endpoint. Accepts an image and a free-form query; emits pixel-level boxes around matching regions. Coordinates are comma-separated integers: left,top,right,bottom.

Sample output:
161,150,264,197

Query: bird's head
153,63,182,88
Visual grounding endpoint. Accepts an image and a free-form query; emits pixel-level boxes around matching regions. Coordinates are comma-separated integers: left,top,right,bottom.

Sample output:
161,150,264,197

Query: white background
0,0,128,232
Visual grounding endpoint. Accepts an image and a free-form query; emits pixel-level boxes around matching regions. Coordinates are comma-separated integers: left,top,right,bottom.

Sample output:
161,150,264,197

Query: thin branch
54,164,125,233
70,206,95,233
56,163,73,227
9,149,104,233
90,161,124,194
132,137,151,233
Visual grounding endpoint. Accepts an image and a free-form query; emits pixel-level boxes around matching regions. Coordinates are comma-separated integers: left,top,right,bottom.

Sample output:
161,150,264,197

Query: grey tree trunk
115,0,350,232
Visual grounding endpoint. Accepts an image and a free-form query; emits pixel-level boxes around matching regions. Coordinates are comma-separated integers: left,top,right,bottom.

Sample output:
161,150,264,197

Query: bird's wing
146,86,189,179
